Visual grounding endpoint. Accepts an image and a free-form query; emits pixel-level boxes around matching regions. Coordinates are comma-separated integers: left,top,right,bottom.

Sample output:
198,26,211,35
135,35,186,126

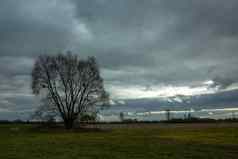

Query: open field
0,123,238,159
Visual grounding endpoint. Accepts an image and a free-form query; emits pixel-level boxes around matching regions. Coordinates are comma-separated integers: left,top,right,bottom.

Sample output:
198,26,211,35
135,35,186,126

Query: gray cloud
0,0,238,119
70,0,238,85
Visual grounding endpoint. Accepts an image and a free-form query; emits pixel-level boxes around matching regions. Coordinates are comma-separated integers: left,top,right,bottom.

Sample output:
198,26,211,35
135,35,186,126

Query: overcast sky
1,0,238,119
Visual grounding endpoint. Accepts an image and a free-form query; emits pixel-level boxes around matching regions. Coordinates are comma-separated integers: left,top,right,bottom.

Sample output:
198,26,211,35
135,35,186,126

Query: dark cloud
0,0,76,57
0,0,238,119
211,77,235,89
70,0,238,85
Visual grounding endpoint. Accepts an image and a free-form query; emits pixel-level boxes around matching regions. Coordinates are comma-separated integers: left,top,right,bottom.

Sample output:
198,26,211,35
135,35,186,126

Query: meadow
0,123,238,159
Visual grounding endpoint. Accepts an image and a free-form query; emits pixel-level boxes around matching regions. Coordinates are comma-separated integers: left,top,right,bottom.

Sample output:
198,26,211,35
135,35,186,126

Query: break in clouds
0,0,238,119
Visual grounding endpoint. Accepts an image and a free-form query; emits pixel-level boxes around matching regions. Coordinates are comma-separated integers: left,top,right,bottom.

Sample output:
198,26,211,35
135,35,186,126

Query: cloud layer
0,0,238,119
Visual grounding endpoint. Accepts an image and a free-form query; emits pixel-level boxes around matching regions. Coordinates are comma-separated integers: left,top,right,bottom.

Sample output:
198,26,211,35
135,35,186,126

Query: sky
0,0,238,120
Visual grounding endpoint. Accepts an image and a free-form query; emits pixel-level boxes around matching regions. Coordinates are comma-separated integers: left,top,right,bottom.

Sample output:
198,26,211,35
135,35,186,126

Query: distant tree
165,109,171,121
79,114,97,122
187,111,192,119
119,112,124,122
31,52,109,129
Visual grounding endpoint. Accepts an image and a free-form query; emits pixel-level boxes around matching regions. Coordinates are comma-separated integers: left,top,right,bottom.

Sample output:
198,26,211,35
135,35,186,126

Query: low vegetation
0,123,238,159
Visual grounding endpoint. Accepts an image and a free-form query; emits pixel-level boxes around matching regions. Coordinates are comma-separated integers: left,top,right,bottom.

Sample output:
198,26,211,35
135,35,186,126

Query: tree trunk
64,118,74,129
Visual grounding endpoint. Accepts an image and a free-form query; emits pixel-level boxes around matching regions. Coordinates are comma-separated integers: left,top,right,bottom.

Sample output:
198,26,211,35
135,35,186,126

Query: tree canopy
32,53,109,129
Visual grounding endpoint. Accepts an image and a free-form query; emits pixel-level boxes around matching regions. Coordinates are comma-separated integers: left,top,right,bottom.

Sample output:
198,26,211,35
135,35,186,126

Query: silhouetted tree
32,53,109,129
119,112,124,122
187,111,192,119
165,109,171,121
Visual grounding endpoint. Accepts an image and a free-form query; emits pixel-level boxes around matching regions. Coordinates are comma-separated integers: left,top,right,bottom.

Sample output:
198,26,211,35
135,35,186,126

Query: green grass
0,123,238,159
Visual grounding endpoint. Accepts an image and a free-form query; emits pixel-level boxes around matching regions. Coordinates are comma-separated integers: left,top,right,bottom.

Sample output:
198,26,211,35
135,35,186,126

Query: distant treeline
1,117,238,124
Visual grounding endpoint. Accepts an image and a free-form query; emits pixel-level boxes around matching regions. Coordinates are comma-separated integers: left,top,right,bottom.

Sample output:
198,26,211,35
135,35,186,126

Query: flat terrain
0,123,238,159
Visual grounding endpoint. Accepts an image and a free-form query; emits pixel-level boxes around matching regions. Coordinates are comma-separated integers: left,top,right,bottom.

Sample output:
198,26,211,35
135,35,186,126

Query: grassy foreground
0,123,238,159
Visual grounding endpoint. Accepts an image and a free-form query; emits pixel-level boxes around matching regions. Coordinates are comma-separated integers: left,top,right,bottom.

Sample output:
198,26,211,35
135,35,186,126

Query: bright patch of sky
107,80,218,99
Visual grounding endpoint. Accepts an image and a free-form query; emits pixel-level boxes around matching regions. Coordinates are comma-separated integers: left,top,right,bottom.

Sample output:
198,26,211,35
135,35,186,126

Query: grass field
0,123,238,159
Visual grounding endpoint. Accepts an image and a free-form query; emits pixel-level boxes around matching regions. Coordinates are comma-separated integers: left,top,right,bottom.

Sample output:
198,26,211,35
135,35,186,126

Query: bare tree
119,112,124,122
165,109,171,121
32,53,109,129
